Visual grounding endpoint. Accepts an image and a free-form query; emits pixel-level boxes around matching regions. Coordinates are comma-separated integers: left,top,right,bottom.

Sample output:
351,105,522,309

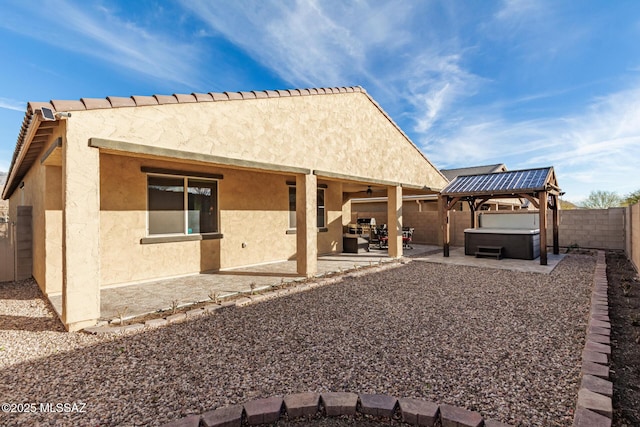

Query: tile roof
35,86,365,114
442,167,559,196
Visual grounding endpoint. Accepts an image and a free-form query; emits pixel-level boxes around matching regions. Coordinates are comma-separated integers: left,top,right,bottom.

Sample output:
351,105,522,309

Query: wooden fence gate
0,221,14,282
0,206,32,283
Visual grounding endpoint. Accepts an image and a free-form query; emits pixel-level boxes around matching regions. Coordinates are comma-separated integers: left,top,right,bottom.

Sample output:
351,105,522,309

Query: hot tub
464,228,540,260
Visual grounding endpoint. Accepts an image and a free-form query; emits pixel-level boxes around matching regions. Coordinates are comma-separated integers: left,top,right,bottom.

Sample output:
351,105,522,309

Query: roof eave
2,108,44,200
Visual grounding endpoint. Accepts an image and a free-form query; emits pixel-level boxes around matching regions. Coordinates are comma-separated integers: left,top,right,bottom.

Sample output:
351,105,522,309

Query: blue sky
1,0,639,203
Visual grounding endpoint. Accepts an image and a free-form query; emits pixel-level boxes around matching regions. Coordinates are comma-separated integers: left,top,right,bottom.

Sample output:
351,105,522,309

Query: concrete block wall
403,211,470,246
354,205,634,258
403,208,627,252
403,211,436,244
549,208,625,251
450,211,472,246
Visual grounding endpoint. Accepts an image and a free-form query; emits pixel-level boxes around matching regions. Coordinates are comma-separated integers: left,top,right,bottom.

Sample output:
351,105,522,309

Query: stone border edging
84,259,409,335
573,250,613,427
159,392,513,427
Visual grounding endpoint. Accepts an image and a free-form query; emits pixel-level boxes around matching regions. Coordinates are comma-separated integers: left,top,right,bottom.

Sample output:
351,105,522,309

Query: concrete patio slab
48,245,439,322
414,246,565,274
48,243,566,323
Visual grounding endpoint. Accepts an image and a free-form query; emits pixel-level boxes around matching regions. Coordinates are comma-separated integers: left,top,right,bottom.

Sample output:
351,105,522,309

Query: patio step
475,245,503,260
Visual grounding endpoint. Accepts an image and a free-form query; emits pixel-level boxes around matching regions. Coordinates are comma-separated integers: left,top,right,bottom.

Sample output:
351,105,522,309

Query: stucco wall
64,91,447,288
99,154,343,287
68,92,448,190
44,166,63,294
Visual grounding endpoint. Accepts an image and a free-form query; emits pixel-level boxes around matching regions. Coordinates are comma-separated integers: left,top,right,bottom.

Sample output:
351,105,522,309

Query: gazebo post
539,190,548,265
469,200,476,229
441,195,450,257
552,194,560,255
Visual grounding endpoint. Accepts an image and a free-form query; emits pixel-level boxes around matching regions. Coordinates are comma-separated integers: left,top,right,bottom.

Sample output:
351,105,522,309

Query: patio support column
438,196,451,257
296,173,317,277
469,200,476,228
61,121,101,331
552,195,560,254
387,185,403,258
441,195,450,257
539,191,548,265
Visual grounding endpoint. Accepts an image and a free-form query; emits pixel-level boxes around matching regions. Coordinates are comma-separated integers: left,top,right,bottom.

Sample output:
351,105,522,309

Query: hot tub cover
464,228,540,235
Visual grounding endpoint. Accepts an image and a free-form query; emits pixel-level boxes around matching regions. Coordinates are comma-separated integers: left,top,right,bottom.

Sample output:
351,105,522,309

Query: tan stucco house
1,86,447,331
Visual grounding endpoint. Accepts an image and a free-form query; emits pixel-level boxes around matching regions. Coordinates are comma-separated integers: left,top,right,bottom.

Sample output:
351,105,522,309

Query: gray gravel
0,255,594,427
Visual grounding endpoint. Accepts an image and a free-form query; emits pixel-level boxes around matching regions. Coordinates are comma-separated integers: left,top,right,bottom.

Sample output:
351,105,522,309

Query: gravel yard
0,254,594,427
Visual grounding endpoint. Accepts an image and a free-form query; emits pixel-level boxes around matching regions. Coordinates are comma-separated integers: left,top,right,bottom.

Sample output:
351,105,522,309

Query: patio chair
402,227,414,249
376,225,388,249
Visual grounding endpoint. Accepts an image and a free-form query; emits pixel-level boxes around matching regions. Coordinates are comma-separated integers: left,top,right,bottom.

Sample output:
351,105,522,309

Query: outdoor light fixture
366,186,372,196
40,107,71,121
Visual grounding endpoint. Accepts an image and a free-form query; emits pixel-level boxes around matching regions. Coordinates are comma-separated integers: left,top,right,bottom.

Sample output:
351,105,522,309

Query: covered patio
49,244,440,322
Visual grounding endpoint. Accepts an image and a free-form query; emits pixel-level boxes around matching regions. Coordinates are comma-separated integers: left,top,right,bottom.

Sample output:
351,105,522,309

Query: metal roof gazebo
440,167,562,265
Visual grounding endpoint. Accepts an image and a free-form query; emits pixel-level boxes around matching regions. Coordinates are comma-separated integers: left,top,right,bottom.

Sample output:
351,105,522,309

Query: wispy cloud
181,0,380,87
488,0,590,60
182,0,481,130
420,82,640,201
493,0,545,24
402,51,484,133
0,98,25,112
532,87,640,169
0,1,201,87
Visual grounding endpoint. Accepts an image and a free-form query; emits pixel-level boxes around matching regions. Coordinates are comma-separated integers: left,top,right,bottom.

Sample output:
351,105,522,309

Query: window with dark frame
317,188,325,228
288,185,326,230
288,186,297,229
147,175,219,235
